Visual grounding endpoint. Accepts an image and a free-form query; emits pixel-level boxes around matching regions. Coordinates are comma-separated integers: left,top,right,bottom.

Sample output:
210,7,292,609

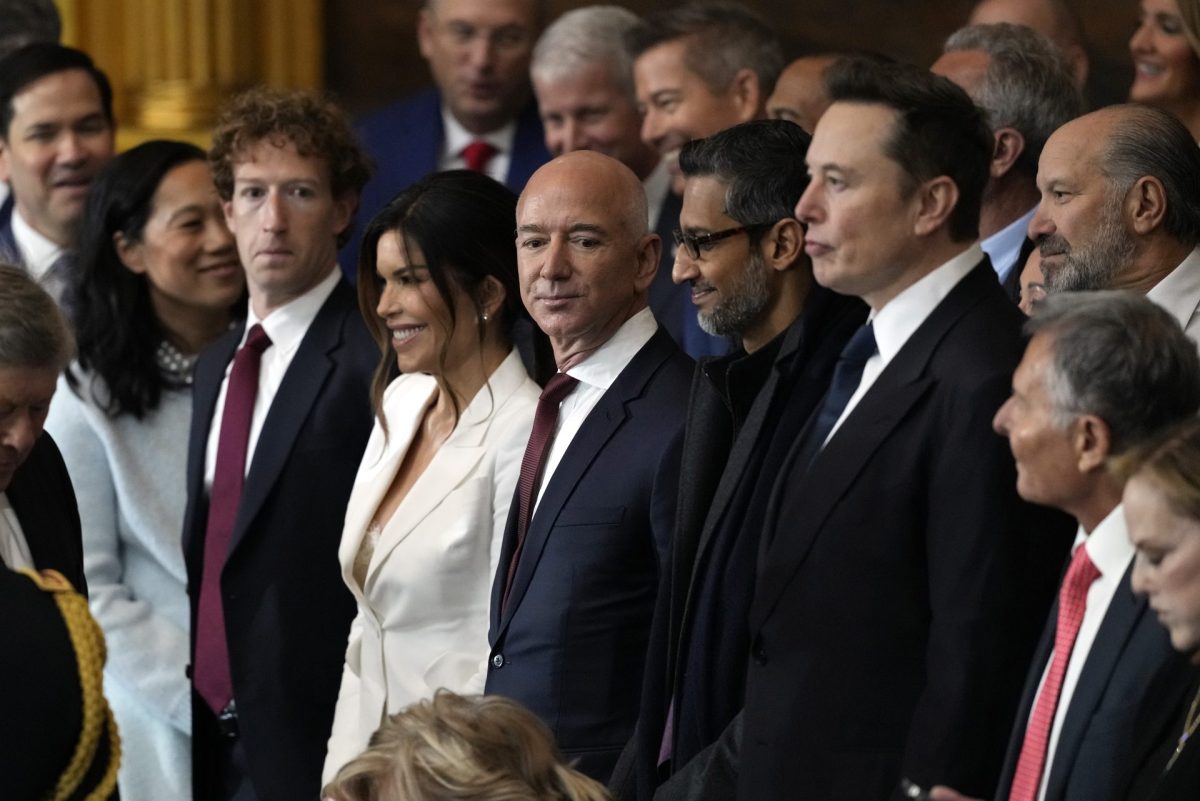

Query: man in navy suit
740,58,1072,800
486,151,692,783
931,292,1200,801
184,88,376,801
0,44,114,304
931,23,1082,303
345,0,550,276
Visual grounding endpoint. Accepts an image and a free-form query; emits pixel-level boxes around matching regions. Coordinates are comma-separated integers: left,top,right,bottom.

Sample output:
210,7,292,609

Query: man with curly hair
183,87,377,801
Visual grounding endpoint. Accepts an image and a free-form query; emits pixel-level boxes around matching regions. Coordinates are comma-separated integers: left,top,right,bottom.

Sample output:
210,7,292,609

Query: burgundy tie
462,139,498,173
501,372,578,612
194,324,272,714
1007,544,1101,801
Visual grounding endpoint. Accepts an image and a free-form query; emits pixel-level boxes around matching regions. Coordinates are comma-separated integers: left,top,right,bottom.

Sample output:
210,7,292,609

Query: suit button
492,654,504,669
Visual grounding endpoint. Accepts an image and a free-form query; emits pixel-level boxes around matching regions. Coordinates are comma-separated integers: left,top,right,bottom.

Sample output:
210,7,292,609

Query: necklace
1166,684,1200,773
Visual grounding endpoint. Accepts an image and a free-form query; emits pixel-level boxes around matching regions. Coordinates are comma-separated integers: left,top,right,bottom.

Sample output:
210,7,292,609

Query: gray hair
1027,290,1200,454
943,22,1082,177
626,1,784,99
1100,104,1200,248
531,6,642,101
0,264,73,371
0,0,60,61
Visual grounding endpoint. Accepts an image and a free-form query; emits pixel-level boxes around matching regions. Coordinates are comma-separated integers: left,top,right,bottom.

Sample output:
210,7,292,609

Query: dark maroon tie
194,324,272,714
501,372,578,613
462,139,498,173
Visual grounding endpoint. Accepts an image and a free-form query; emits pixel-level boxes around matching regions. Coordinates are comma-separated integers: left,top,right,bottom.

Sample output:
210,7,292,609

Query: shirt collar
10,204,64,279
243,267,340,356
1146,246,1200,333
980,206,1036,283
870,244,983,368
1075,503,1135,580
564,307,658,391
441,106,516,162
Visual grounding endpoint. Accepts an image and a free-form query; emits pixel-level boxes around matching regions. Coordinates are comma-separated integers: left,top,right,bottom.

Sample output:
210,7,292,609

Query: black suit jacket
486,327,693,782
993,563,1193,801
741,261,1073,801
183,279,376,801
8,433,86,594
999,236,1037,305
612,287,867,801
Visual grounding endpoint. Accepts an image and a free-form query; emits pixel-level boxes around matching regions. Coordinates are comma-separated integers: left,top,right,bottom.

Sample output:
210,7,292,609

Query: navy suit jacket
486,326,692,783
0,195,22,268
741,261,1074,801
7,433,86,595
993,563,1193,801
341,88,550,278
182,279,376,801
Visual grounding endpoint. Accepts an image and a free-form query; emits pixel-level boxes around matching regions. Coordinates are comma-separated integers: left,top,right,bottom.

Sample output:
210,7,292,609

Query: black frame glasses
671,223,773,260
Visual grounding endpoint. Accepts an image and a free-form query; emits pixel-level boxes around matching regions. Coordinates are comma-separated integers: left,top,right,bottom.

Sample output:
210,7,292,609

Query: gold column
55,0,324,148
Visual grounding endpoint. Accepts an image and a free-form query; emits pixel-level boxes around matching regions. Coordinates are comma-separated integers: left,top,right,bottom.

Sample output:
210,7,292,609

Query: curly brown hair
209,86,372,245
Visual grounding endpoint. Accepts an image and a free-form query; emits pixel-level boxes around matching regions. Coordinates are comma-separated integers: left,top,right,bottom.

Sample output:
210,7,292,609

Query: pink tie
462,140,498,173
501,372,578,613
194,324,272,714
1007,544,1101,801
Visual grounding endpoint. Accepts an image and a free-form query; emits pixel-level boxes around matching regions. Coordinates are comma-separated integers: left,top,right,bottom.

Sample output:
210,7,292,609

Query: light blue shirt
981,206,1036,285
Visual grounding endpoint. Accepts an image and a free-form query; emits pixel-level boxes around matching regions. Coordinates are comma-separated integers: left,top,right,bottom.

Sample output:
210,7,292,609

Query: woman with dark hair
44,139,244,799
323,170,541,782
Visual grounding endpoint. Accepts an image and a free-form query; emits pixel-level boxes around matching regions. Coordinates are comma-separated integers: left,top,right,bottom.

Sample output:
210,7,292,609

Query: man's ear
991,128,1026,180
729,68,763,123
332,192,357,240
912,176,960,237
0,137,9,183
633,232,662,292
417,7,436,61
1075,414,1113,474
763,218,804,272
1128,175,1168,235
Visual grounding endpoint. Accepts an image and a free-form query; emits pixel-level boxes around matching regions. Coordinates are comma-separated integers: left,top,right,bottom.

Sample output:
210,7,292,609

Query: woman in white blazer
323,171,546,781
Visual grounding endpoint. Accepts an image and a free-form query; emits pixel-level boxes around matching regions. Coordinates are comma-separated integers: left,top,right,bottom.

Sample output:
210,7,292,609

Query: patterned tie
462,140,498,174
803,322,877,463
501,372,579,613
1007,544,1101,801
194,324,272,714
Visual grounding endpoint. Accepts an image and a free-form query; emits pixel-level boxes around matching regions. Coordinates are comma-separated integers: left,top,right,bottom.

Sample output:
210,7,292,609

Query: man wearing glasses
610,118,867,800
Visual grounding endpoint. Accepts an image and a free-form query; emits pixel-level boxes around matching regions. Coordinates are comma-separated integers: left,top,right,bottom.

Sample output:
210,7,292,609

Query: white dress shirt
825,245,982,445
203,268,340,489
532,307,658,513
439,107,515,185
980,206,1036,286
1033,505,1134,801
0,492,34,570
11,205,69,303
1147,246,1200,343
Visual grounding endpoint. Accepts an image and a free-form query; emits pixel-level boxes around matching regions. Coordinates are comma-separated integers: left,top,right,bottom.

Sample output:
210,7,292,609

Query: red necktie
1007,544,1101,801
500,372,578,612
194,324,272,714
462,139,498,173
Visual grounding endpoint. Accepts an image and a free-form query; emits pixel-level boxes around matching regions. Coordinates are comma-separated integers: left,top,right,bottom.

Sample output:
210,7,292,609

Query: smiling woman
43,140,245,801
1130,0,1200,140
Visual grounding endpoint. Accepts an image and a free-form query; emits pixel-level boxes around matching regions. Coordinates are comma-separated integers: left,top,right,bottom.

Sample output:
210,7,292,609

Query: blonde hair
1111,416,1200,522
323,692,611,801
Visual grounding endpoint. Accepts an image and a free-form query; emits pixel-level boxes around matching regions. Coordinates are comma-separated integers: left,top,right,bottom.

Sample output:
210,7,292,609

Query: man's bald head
767,55,838,133
521,150,650,239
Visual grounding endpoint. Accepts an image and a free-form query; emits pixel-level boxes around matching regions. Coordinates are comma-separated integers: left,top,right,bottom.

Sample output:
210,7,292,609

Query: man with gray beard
1030,104,1200,340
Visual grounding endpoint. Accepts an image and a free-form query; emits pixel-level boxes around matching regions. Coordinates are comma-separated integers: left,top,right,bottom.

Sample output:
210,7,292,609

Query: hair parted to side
0,0,60,62
1099,104,1200,248
531,6,642,101
0,263,74,372
322,691,611,801
943,22,1082,178
823,55,993,243
209,87,372,245
1111,416,1200,523
0,42,113,138
1026,290,1200,455
625,1,784,99
679,119,812,236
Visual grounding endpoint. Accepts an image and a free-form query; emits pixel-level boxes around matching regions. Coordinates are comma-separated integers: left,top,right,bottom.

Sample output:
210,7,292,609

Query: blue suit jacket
0,195,21,268
993,563,1193,801
341,88,550,278
182,279,377,801
485,327,692,783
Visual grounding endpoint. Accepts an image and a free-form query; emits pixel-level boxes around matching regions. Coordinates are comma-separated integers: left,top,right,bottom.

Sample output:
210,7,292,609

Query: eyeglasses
671,223,773,260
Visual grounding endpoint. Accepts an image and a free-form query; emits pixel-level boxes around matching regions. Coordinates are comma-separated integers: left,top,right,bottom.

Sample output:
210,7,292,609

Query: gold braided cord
17,569,121,801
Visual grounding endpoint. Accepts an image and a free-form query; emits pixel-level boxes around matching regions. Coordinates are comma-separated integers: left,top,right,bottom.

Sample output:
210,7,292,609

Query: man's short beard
697,249,772,339
1043,193,1136,292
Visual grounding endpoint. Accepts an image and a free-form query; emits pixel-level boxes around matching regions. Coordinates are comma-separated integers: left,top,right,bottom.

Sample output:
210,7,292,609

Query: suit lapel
1044,565,1143,801
496,330,673,636
749,262,994,630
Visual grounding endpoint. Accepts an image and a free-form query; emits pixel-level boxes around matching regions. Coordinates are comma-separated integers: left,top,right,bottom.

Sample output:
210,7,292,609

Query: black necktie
802,322,877,464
